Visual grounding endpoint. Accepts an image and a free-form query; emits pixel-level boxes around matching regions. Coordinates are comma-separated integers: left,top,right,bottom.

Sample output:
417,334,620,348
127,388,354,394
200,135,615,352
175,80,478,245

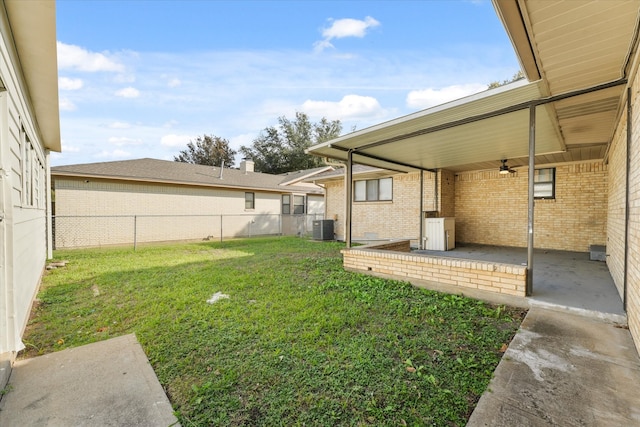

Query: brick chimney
240,158,254,174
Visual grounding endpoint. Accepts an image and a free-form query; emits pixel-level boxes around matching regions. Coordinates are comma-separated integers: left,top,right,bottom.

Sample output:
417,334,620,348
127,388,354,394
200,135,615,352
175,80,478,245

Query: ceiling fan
499,159,516,174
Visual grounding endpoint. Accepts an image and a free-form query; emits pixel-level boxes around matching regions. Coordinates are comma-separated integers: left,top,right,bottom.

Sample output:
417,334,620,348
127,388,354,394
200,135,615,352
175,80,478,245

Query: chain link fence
52,213,325,249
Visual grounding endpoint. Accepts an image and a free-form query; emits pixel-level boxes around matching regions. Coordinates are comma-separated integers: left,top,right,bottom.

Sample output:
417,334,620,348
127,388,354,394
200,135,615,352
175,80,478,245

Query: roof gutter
51,172,323,195
492,0,541,81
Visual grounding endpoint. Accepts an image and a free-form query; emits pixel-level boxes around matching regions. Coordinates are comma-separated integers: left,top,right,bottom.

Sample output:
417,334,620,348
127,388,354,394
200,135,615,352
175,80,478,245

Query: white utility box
423,217,455,251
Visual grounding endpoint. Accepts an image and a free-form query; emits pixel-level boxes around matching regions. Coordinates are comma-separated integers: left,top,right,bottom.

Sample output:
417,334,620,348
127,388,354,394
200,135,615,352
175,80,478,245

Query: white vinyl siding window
534,168,555,199
354,177,392,202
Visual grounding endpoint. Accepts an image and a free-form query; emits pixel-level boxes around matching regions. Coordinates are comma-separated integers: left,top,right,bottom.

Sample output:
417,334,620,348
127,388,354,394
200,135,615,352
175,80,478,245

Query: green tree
240,112,342,174
174,134,236,167
487,70,525,89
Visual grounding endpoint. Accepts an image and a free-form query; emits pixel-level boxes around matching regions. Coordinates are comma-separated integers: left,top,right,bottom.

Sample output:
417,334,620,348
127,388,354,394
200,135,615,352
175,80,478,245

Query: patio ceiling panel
361,105,561,171
519,0,640,95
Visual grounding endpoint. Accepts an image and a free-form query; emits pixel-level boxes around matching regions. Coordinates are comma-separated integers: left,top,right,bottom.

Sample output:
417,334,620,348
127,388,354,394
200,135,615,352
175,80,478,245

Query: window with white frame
354,177,393,201
293,195,305,214
534,168,555,199
22,128,38,207
245,192,255,209
282,194,305,214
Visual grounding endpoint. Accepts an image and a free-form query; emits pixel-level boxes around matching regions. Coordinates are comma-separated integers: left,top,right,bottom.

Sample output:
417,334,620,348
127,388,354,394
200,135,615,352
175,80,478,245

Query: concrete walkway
468,308,640,426
0,334,179,427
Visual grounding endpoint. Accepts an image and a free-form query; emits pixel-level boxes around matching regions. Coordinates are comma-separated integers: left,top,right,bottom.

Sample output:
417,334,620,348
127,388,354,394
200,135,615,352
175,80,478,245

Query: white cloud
313,40,334,52
108,136,143,146
302,94,384,120
161,134,192,147
95,149,131,159
323,16,380,39
115,87,140,98
109,121,132,129
60,141,80,152
163,120,179,128
57,41,125,72
406,83,488,109
315,16,380,52
168,78,182,88
59,98,77,111
59,77,84,90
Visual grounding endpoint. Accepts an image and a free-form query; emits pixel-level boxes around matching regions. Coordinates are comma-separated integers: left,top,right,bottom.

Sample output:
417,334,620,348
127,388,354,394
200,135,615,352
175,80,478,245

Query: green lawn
23,237,524,426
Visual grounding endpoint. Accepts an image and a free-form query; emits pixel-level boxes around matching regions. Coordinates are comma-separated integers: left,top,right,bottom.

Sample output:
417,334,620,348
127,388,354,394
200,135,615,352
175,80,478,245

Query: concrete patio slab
0,334,179,427
467,308,640,426
416,244,625,320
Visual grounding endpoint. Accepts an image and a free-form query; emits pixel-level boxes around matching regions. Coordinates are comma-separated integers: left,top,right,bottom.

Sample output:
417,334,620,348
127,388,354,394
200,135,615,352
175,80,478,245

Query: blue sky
53,0,520,167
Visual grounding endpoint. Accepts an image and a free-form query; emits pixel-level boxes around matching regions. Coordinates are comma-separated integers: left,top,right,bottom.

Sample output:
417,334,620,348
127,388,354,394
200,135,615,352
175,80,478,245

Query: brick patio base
342,240,527,298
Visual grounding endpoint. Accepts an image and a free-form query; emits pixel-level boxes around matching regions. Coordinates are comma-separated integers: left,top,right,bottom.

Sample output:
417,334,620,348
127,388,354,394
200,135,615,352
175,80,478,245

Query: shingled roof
51,158,326,194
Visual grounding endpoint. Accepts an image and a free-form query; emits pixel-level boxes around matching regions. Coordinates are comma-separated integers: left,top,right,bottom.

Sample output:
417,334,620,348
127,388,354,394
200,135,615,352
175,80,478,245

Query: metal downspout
434,170,439,213
624,88,631,311
346,150,353,248
526,104,536,296
45,150,53,259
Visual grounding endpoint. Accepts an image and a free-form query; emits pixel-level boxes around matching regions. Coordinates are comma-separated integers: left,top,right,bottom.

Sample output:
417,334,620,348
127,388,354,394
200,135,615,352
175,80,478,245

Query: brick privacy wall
342,244,527,297
455,162,607,252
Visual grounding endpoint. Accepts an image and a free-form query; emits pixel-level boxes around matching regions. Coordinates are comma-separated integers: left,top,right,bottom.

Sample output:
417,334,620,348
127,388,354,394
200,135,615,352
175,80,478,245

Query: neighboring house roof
51,158,325,194
278,166,334,186
3,1,60,152
306,165,394,183
308,1,640,173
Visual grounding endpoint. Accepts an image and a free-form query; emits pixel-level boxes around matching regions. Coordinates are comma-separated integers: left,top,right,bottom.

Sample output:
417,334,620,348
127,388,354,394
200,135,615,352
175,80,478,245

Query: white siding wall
0,18,50,364
307,194,324,215
54,178,288,247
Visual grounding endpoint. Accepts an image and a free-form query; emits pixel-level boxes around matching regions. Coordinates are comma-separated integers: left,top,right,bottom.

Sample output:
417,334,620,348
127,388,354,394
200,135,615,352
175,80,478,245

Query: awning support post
526,104,536,296
419,170,424,249
346,149,353,248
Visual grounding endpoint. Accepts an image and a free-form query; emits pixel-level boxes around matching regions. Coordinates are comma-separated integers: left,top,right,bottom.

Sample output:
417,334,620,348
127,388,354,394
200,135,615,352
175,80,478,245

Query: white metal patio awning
308,80,562,172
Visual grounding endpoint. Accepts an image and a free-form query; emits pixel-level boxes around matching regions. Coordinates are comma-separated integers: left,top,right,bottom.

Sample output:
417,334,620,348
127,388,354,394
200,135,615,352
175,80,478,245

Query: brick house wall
325,170,455,245
628,66,640,356
455,162,608,252
324,164,606,253
607,49,640,353
607,105,628,300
